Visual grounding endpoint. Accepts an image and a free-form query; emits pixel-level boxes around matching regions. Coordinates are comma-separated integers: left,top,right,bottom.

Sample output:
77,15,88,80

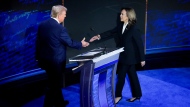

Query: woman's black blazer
100,22,145,65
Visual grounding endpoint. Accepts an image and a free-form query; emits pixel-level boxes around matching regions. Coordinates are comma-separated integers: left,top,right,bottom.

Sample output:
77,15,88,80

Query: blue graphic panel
146,0,190,53
0,0,61,79
146,10,190,49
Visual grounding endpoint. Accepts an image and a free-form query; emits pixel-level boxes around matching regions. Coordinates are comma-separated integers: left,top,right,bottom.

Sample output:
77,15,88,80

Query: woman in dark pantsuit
90,7,145,103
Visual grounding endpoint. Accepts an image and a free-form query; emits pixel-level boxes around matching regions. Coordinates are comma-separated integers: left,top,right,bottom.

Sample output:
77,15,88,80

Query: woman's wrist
97,35,101,40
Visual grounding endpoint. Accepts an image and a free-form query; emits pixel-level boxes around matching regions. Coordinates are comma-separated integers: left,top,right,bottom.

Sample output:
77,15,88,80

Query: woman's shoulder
130,24,140,31
130,24,137,28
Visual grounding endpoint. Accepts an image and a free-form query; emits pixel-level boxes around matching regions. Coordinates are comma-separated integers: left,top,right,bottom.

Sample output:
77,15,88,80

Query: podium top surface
69,47,124,62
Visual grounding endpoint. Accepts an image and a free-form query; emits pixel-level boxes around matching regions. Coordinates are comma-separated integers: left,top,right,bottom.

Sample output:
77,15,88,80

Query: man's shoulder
41,18,62,28
40,18,56,24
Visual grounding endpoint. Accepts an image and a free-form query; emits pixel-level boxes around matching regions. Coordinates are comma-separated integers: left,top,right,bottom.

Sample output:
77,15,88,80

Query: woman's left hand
141,61,145,67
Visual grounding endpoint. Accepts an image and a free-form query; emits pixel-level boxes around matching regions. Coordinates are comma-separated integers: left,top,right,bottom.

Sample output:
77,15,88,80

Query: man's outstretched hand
81,37,89,47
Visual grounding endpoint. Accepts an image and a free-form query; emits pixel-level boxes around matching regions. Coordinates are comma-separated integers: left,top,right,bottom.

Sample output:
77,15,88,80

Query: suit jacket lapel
123,25,129,35
120,24,123,35
121,23,128,35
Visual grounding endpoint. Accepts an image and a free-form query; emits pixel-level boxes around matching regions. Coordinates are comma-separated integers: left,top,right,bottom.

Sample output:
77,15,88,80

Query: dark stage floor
19,67,190,107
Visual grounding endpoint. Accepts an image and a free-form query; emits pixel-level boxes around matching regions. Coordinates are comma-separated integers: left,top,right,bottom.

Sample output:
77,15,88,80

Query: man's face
58,10,66,23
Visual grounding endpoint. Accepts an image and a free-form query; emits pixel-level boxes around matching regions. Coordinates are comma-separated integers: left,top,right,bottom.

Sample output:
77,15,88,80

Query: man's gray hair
51,5,67,18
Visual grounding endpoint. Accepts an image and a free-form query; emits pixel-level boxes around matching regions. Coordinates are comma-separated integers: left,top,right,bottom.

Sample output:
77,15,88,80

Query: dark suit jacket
36,18,82,69
100,22,145,65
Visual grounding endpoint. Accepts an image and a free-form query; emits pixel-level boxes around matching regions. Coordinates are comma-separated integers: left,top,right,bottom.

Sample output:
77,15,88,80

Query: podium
69,47,124,107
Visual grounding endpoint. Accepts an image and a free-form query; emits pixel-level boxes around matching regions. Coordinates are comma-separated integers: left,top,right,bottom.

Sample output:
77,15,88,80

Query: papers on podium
69,51,102,62
69,47,124,62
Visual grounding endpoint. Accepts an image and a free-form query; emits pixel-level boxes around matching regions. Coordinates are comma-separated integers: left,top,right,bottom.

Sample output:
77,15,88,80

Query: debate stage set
0,0,190,107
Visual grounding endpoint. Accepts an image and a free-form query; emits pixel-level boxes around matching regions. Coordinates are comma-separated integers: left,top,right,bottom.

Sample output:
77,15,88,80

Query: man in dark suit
36,5,89,107
90,7,145,103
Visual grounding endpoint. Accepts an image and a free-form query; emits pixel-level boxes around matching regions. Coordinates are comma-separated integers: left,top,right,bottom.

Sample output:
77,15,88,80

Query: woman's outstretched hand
89,35,100,42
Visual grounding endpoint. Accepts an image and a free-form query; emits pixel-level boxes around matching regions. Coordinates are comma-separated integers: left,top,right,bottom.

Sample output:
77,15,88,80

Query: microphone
103,44,107,54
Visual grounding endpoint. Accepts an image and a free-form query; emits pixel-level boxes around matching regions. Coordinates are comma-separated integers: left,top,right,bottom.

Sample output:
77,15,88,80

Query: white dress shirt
122,23,128,34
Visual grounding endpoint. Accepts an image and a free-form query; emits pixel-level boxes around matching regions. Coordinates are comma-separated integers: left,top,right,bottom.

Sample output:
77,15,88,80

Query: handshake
81,35,101,47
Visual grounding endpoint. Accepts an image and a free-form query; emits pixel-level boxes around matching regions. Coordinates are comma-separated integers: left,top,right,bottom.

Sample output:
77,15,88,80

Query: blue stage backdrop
0,0,61,79
146,0,190,53
0,0,190,81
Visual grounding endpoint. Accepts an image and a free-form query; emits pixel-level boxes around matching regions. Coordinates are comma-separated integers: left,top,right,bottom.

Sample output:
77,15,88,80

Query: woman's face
120,9,128,23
